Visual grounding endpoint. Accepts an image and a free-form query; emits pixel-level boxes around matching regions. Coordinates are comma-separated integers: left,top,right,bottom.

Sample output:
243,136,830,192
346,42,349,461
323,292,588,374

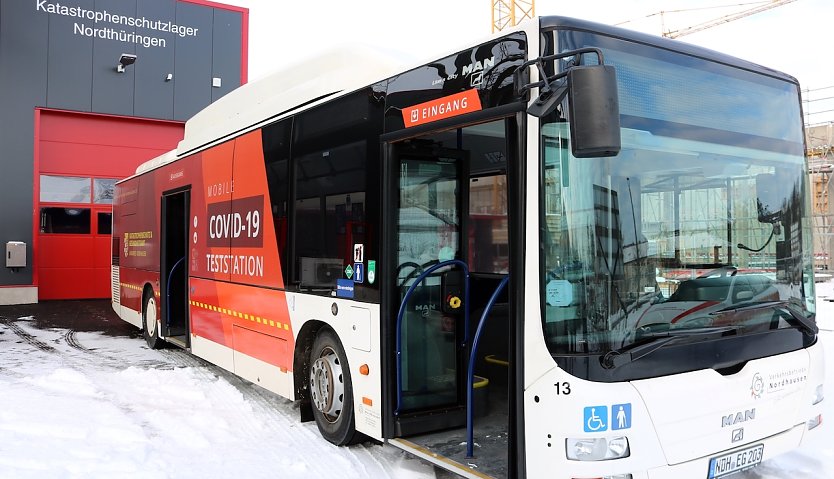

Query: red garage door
37,110,183,300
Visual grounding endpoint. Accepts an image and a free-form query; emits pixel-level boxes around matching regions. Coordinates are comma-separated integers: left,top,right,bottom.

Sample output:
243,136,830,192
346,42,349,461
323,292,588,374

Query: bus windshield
540,31,816,368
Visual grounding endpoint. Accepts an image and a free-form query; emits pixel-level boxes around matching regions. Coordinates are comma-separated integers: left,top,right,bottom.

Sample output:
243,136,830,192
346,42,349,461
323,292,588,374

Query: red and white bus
112,16,824,479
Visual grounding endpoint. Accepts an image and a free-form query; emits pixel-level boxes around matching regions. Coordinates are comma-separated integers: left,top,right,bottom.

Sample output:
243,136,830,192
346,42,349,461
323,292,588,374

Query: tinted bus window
290,88,383,300
263,118,292,279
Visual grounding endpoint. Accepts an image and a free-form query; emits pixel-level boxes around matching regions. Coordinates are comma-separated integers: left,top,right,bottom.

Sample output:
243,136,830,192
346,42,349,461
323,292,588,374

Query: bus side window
289,88,384,300
262,119,292,280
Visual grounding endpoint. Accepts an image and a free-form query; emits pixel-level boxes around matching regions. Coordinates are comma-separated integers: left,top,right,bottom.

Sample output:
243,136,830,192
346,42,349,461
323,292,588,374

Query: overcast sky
229,0,833,125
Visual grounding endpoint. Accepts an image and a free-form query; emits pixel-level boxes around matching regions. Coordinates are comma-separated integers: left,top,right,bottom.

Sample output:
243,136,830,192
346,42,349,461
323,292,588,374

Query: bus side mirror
568,65,621,158
755,173,783,223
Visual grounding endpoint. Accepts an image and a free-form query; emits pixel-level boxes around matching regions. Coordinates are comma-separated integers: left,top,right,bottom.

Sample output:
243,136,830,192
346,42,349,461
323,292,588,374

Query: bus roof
178,44,409,156
133,44,411,177
130,15,799,179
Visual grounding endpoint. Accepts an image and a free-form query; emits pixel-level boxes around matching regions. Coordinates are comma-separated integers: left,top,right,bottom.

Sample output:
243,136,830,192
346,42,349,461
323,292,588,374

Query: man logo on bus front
470,71,484,88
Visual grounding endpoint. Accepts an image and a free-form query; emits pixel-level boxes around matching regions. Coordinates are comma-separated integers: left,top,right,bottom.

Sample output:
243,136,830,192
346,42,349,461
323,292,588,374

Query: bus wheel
142,290,163,350
309,328,358,445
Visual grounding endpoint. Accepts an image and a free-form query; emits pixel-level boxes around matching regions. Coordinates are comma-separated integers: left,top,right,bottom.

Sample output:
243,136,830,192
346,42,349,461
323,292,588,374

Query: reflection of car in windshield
637,274,779,328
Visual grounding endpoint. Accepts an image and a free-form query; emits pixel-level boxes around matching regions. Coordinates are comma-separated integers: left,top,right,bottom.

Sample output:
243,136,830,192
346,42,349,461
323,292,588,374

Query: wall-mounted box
6,242,26,268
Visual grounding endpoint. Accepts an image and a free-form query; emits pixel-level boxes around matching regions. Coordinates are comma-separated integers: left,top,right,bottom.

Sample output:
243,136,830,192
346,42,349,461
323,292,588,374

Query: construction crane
616,1,797,39
660,0,798,39
492,0,535,33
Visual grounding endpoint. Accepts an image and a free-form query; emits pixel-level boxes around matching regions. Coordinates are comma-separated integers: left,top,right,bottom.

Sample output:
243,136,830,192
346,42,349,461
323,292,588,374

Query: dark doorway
161,189,190,345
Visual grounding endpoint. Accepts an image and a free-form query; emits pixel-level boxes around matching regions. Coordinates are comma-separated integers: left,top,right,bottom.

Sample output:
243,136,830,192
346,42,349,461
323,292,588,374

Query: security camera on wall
117,54,137,73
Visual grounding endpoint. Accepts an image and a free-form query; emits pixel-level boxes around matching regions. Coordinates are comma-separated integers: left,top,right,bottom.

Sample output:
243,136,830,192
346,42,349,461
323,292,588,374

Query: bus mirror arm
515,56,571,118
515,47,607,116
515,47,622,158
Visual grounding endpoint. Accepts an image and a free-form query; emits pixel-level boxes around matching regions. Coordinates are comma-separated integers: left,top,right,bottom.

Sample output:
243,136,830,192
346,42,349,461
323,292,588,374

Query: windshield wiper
601,326,738,369
711,300,819,337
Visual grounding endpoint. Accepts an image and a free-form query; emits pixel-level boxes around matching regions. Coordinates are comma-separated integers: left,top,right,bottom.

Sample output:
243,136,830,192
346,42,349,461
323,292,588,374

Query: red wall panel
38,110,184,178
39,142,172,178
37,110,184,300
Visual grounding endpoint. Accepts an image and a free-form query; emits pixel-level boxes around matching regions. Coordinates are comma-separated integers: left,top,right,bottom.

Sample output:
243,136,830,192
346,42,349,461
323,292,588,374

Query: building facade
0,0,247,303
807,122,834,271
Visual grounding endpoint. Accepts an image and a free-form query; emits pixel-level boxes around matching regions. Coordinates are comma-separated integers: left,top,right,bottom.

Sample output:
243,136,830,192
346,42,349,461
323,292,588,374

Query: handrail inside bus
394,259,470,416
166,257,186,328
466,275,509,459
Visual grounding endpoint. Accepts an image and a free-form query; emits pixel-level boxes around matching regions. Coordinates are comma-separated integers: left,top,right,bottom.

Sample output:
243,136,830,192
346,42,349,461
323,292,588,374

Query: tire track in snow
0,318,56,353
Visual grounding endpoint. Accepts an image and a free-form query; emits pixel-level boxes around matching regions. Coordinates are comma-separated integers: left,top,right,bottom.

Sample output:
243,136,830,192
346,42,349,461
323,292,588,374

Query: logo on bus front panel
430,56,496,89
750,373,764,399
721,408,755,427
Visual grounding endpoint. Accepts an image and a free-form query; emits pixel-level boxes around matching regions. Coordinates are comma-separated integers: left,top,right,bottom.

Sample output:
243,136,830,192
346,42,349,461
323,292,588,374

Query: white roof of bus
131,20,537,178
134,44,410,176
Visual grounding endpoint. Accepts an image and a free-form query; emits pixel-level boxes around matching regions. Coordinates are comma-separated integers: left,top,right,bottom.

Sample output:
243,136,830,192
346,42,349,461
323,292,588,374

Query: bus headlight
566,436,630,461
812,384,824,405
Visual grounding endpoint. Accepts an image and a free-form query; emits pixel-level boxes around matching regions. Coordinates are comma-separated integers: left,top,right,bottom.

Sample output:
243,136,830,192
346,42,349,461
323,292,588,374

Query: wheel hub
309,350,344,420
146,297,157,336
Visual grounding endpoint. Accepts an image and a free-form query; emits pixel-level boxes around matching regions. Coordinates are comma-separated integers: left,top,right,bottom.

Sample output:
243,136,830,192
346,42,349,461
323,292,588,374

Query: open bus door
391,143,469,434
385,118,516,479
160,188,190,347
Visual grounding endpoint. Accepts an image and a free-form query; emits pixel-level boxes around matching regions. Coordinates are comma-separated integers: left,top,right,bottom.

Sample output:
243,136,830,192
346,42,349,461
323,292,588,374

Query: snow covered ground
0,286,832,479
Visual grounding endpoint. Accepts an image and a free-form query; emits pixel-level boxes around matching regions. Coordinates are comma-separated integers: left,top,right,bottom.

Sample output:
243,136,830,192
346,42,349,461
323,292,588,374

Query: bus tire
142,289,163,350
309,327,359,446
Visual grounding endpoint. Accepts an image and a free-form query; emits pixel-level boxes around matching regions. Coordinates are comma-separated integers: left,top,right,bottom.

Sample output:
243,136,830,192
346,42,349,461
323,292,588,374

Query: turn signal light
808,414,822,431
812,384,824,405
359,364,370,376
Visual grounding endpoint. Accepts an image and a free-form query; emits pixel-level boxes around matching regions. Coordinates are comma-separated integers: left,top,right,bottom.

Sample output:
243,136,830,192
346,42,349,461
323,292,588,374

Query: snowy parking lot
0,288,832,478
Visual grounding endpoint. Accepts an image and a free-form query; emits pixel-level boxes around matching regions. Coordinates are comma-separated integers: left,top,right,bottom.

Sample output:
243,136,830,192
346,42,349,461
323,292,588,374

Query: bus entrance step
394,406,465,437
166,335,187,349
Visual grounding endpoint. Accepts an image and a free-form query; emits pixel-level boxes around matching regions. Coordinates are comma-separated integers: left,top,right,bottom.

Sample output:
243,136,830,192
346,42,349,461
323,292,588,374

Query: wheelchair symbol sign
583,406,608,432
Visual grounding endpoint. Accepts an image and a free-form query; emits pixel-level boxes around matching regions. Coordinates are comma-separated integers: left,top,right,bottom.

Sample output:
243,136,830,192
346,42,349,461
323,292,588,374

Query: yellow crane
492,0,535,33
494,1,795,36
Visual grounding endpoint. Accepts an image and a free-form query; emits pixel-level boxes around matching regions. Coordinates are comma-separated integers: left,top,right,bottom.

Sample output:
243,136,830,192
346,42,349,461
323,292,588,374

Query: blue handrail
466,275,509,458
166,257,186,327
394,259,470,416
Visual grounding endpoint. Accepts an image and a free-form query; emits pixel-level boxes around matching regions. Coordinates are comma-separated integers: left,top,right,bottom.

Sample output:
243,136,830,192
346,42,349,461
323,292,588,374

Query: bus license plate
707,444,764,478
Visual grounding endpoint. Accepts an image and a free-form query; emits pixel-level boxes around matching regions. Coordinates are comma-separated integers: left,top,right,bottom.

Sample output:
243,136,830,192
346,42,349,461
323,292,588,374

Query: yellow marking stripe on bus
120,283,143,292
188,300,289,332
120,283,161,298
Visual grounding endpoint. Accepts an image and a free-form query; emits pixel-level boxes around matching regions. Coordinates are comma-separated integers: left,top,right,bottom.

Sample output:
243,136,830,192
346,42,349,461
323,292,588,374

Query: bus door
386,118,515,478
160,188,190,346
392,142,469,435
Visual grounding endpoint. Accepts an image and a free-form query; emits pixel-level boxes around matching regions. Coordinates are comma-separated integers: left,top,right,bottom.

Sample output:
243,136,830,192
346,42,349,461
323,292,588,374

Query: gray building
0,0,247,303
